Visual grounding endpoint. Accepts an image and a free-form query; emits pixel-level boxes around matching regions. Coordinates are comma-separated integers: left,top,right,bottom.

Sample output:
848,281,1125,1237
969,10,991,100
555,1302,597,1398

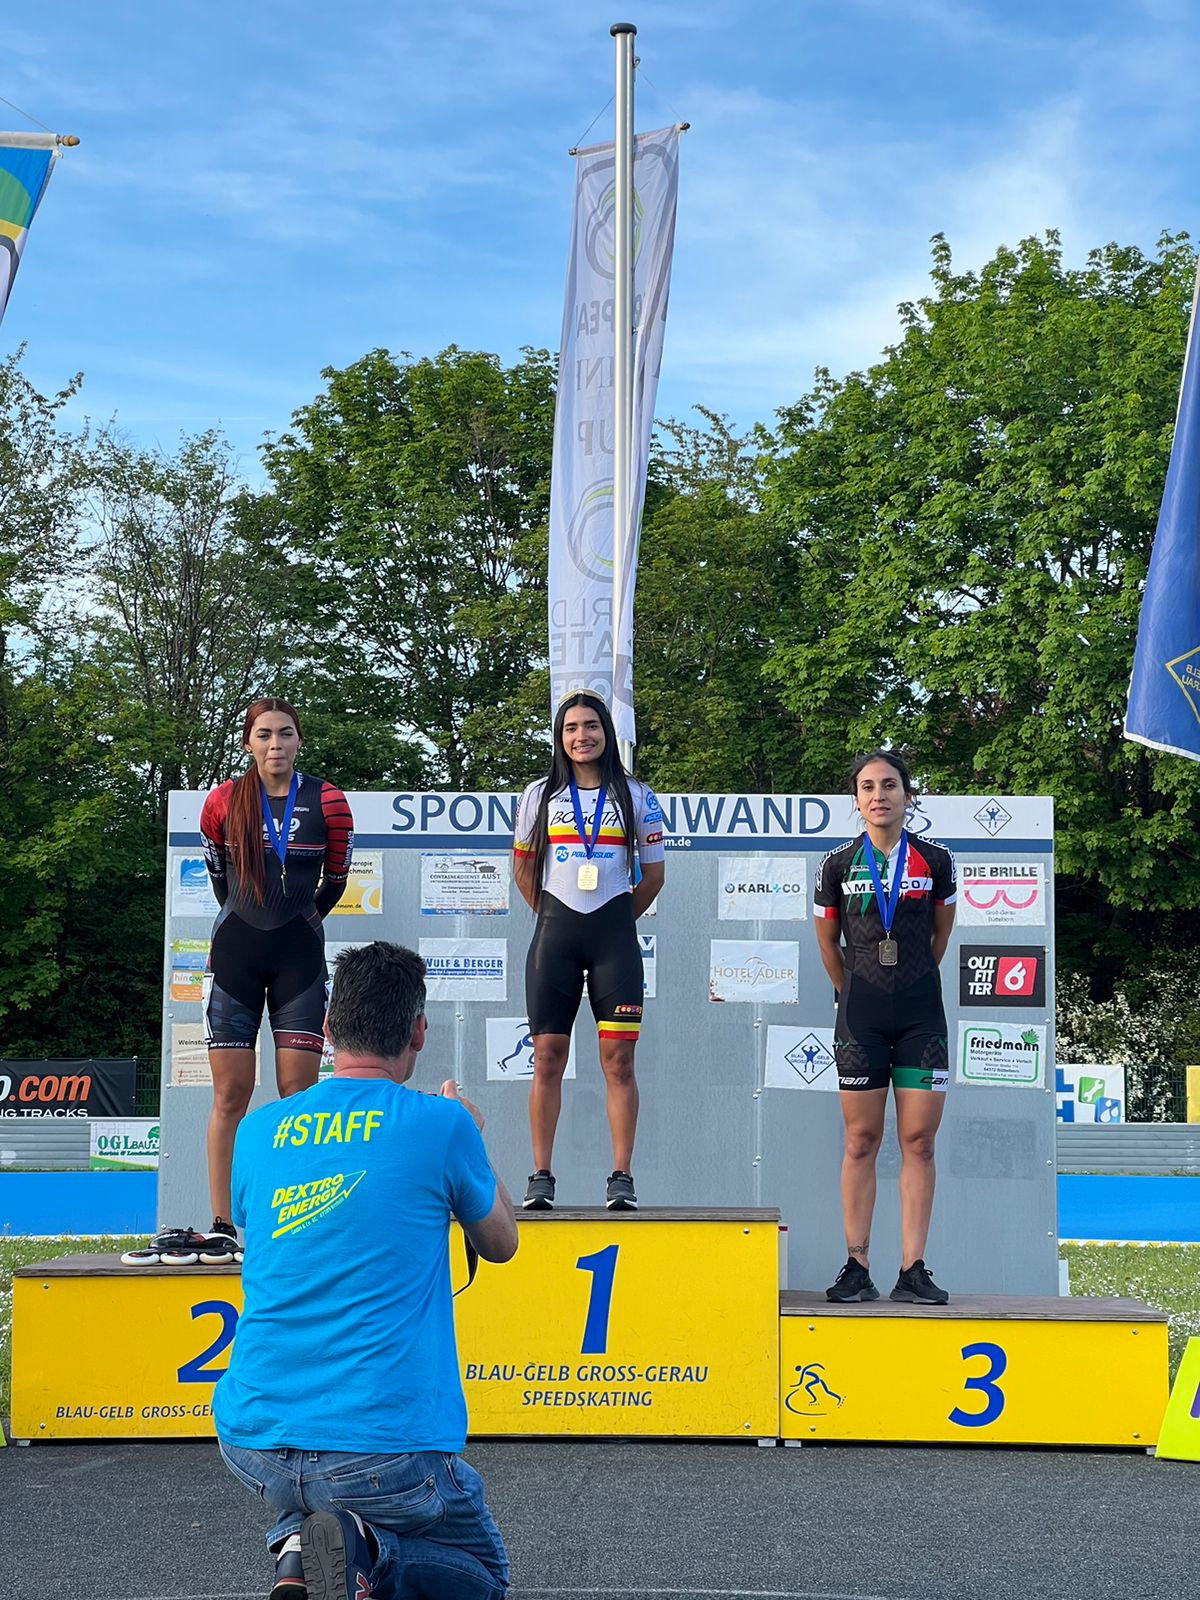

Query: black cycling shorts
834,971,948,1092
205,911,327,1055
526,892,644,1043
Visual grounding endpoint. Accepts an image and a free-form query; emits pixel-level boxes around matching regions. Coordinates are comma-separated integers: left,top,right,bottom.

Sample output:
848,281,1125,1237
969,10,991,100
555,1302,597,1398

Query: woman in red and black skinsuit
198,697,353,1248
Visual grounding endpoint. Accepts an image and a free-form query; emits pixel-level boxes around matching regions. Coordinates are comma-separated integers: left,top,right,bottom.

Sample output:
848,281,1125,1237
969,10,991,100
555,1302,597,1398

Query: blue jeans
219,1442,509,1598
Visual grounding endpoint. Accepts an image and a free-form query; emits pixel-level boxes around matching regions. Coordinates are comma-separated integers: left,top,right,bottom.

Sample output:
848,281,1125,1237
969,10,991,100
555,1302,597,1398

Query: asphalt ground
0,1436,1195,1600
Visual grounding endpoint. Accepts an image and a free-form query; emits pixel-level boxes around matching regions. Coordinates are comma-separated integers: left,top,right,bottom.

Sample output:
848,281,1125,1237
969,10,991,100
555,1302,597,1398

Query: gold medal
577,862,599,891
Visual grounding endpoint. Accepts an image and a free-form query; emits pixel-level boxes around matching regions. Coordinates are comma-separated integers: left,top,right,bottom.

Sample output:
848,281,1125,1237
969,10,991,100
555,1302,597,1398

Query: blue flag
0,141,57,326
1126,270,1200,758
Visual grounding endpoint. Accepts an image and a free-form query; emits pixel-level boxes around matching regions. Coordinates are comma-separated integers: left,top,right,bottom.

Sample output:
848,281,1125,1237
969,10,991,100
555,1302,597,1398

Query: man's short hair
326,942,427,1058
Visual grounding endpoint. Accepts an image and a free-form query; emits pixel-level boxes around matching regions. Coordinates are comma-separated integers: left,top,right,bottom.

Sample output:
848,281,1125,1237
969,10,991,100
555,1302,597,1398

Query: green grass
1061,1243,1200,1378
1,1238,1197,1430
0,1236,141,1425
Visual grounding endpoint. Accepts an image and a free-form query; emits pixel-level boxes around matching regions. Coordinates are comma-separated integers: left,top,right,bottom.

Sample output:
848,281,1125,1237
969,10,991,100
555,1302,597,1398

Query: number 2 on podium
576,1245,619,1355
949,1340,1007,1427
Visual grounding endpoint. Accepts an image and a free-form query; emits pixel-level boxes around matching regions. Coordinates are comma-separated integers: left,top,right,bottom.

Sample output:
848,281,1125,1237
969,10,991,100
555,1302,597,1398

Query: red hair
226,698,303,904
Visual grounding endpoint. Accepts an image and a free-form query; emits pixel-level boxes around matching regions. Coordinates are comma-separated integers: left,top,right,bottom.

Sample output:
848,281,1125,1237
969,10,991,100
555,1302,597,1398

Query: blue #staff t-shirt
213,1077,495,1453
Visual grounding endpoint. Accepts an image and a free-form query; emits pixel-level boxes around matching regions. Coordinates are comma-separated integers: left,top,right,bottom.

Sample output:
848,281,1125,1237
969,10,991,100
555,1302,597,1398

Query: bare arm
513,852,539,912
462,1172,518,1263
931,901,955,966
441,1081,518,1263
631,859,664,919
815,918,845,995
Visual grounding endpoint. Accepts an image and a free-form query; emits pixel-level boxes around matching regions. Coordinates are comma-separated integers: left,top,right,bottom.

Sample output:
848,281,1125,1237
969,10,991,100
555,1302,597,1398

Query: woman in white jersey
513,691,665,1211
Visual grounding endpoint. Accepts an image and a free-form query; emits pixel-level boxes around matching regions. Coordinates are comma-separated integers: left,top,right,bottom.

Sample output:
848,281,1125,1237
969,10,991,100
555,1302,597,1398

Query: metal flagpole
0,133,79,148
610,21,636,772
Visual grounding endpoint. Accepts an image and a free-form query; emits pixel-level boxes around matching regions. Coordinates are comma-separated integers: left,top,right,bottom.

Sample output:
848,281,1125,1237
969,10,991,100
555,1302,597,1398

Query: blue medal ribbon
863,831,907,938
568,775,607,859
260,773,299,890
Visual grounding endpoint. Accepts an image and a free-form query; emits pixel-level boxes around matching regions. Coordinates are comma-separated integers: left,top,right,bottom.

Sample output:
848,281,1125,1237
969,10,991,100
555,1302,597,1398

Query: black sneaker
523,1170,556,1209
269,1532,305,1600
826,1256,880,1302
300,1509,375,1600
890,1258,949,1305
606,1170,637,1210
201,1218,242,1265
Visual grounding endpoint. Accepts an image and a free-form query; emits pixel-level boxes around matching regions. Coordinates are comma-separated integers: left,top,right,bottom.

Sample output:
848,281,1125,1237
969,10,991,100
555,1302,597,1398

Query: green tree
762,231,1200,970
81,431,291,826
633,410,805,791
257,345,555,788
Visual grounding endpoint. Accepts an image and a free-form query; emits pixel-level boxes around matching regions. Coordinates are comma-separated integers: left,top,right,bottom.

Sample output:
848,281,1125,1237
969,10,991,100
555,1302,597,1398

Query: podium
9,1210,1168,1448
779,1291,1168,1447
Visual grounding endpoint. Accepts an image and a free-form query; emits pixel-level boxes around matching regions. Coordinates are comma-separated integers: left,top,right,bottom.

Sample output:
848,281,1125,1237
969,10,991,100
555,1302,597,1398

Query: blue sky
4,0,1199,478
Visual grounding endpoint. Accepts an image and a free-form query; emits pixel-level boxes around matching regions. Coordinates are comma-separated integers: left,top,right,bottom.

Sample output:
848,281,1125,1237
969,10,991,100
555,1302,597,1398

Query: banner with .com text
547,126,680,742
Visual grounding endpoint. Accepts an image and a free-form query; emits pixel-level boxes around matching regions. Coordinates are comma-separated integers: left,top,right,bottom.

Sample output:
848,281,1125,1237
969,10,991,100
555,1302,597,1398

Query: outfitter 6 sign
958,947,1046,1009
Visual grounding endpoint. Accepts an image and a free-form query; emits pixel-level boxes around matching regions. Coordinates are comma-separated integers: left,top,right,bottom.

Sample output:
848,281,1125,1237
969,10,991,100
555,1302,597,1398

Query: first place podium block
454,1208,782,1438
11,1209,782,1442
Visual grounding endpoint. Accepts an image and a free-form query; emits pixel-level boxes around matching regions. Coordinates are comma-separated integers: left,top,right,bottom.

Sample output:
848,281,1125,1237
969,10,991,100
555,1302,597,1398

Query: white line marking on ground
514,1589,907,1598
103,1590,909,1600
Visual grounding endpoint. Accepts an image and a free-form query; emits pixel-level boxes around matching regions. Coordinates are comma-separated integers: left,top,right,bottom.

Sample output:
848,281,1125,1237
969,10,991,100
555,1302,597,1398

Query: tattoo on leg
849,1241,869,1257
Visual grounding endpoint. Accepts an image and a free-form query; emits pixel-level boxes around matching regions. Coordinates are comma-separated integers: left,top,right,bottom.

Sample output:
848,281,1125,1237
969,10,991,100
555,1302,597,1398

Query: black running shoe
200,1219,242,1265
523,1170,556,1209
269,1532,305,1600
826,1256,880,1302
890,1258,949,1304
300,1509,375,1600
606,1170,637,1210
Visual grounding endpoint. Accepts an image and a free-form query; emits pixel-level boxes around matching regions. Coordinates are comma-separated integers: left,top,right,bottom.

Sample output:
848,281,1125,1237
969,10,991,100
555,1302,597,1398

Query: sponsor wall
161,791,1056,1292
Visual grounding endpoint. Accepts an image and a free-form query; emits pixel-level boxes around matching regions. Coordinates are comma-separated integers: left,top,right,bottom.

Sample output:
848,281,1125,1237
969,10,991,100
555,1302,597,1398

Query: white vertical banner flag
548,127,681,741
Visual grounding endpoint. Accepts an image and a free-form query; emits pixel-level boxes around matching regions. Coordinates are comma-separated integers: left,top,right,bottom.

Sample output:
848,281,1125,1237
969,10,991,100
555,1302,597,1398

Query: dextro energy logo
271,1170,364,1237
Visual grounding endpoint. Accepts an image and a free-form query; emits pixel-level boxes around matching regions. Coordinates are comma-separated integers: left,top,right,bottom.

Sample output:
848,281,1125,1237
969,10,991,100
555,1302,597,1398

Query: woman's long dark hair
227,697,303,904
529,693,636,908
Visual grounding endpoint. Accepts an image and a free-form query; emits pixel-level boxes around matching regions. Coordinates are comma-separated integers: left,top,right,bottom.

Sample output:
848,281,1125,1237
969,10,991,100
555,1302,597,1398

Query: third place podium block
779,1292,1168,1448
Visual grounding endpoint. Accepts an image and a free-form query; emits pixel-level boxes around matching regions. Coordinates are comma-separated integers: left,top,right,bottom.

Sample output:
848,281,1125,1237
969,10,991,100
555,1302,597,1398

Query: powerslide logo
270,1170,365,1237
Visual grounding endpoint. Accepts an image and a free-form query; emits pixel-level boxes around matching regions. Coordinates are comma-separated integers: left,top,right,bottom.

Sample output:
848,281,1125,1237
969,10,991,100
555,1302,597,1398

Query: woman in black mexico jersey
198,697,354,1248
513,691,665,1213
813,751,956,1307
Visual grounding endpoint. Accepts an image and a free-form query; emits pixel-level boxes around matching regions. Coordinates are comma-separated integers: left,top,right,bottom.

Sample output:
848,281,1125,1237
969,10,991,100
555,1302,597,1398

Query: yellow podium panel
455,1210,781,1437
11,1210,781,1442
1154,1335,1200,1461
779,1292,1168,1448
12,1259,241,1440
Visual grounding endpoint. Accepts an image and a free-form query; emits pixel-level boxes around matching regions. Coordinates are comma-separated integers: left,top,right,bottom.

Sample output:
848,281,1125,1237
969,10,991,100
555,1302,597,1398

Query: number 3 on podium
949,1340,1007,1427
